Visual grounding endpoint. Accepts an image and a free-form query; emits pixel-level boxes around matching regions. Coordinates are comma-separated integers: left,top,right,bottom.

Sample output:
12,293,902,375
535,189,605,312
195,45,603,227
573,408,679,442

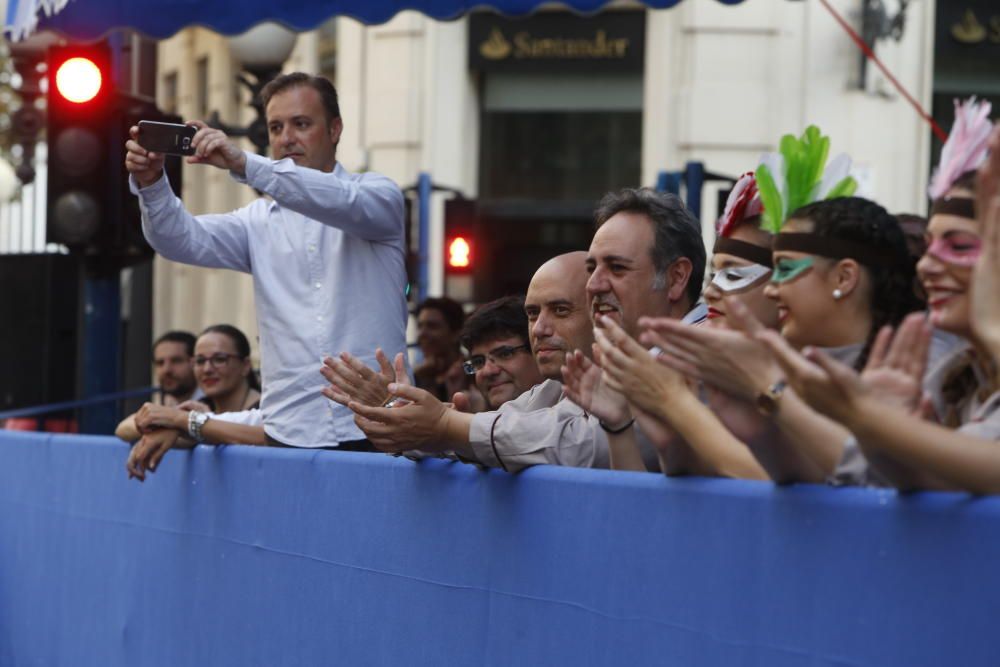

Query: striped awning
6,0,747,41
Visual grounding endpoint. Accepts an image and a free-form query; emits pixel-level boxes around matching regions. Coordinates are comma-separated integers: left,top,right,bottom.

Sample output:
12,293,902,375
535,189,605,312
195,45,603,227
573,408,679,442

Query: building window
162,71,178,115
195,56,209,119
318,18,337,84
479,73,642,201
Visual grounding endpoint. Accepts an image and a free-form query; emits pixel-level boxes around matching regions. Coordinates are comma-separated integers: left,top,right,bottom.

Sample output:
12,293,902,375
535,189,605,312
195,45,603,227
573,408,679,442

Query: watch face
755,392,778,416
755,380,787,416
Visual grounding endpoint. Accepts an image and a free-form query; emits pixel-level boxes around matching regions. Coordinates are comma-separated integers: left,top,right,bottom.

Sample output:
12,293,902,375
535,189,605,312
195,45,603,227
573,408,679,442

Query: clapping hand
347,383,452,453
641,299,781,401
561,345,631,428
973,126,1000,362
321,348,406,408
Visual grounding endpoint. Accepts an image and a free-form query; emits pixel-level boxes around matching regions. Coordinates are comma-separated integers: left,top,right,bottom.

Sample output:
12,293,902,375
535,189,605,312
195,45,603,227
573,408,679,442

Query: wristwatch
188,410,210,442
755,379,788,416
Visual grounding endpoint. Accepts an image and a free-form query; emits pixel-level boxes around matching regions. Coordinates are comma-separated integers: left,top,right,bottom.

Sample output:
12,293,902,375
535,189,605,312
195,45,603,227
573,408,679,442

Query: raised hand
348,383,454,453
187,120,247,173
321,348,404,407
973,126,1000,361
592,315,692,421
640,300,781,401
859,313,932,414
124,125,166,188
757,330,866,426
561,347,630,428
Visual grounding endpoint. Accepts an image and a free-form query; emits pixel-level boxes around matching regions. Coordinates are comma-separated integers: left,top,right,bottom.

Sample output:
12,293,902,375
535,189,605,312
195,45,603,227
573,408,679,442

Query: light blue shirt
133,152,408,447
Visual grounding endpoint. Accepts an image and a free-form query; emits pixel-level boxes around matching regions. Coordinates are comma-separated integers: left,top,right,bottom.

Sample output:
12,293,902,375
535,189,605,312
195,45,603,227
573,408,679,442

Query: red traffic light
447,236,472,269
54,57,103,104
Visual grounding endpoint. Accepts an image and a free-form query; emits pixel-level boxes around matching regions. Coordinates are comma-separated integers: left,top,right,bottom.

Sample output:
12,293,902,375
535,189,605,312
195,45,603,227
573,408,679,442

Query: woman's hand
639,299,781,401
859,313,933,415
973,126,1000,363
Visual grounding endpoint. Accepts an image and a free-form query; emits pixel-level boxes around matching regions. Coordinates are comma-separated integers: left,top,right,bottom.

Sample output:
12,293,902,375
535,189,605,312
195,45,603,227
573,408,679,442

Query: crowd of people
120,71,1000,494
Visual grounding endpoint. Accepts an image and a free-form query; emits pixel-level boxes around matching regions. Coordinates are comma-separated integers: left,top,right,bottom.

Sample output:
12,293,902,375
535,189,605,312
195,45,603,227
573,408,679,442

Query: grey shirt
465,306,708,473
467,379,661,473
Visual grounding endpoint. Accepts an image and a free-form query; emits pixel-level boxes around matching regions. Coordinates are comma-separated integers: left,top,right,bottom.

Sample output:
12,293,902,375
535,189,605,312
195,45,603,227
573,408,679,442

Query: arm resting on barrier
115,414,141,442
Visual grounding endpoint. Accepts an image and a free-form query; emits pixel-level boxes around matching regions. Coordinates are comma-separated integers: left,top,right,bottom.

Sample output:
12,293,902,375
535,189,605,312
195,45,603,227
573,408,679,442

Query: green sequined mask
771,257,814,284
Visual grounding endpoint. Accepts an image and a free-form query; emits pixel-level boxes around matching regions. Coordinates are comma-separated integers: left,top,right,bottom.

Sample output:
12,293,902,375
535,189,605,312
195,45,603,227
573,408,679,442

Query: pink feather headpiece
718,172,763,237
928,97,994,200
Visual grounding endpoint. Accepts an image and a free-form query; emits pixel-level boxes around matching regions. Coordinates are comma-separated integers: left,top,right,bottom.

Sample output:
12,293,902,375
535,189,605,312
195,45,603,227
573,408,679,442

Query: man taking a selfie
124,73,407,449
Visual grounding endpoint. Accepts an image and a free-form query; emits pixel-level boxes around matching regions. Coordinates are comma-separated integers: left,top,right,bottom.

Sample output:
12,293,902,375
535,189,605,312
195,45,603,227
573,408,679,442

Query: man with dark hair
151,331,198,406
459,295,542,410
115,330,200,442
589,188,707,335
413,297,466,402
125,72,406,449
260,73,341,125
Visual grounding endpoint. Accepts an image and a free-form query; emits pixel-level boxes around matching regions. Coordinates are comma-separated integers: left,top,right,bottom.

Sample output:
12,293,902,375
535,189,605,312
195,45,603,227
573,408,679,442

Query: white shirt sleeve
209,408,264,427
238,153,404,243
132,172,254,273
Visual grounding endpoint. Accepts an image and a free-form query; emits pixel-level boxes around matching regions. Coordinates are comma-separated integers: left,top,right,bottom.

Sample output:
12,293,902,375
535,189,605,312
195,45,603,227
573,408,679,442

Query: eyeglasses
462,344,531,375
193,353,240,369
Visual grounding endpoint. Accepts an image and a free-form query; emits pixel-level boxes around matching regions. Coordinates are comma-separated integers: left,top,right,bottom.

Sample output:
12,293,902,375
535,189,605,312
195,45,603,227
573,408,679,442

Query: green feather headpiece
754,125,858,233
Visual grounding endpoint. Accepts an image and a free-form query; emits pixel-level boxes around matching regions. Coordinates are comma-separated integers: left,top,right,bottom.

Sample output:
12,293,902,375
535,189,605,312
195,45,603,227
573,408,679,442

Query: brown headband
713,237,773,267
772,232,897,267
930,197,975,220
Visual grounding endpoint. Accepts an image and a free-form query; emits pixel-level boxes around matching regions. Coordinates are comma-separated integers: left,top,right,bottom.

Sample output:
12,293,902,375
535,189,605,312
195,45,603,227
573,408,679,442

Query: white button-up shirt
133,152,408,447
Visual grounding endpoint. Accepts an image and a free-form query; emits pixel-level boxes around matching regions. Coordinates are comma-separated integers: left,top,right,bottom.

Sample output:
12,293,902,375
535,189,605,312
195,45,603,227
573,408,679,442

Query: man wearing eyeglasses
459,296,543,410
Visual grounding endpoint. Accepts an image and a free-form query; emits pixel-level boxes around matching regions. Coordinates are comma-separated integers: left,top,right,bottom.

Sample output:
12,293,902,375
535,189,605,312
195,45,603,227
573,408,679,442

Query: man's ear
329,117,344,147
665,257,693,303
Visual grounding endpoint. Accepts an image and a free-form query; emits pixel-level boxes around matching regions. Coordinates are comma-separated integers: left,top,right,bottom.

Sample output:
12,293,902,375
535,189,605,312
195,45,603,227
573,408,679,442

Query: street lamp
209,23,297,153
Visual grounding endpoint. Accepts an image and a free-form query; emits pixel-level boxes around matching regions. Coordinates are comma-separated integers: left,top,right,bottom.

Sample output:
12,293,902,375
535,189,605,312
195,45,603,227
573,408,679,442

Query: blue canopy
7,0,746,41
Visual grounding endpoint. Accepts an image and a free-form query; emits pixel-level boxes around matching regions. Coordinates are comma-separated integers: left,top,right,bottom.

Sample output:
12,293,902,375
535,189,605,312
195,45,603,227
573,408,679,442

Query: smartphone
137,120,196,156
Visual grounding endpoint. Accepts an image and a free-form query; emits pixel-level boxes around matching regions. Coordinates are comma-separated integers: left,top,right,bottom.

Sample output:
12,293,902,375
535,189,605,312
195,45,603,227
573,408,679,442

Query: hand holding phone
137,120,196,156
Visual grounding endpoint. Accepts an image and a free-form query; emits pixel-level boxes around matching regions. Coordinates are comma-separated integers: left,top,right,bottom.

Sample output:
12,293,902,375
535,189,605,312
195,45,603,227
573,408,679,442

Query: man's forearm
437,409,475,459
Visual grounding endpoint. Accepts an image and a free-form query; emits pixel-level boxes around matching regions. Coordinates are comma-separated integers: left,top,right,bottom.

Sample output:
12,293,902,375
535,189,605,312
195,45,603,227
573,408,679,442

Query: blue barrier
1,431,998,666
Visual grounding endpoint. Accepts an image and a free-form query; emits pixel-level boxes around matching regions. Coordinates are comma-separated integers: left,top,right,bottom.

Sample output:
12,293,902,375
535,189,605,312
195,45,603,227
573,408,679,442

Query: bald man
524,251,592,380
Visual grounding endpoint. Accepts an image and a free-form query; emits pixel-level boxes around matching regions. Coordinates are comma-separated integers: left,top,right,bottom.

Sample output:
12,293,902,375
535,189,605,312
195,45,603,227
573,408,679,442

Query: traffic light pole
417,172,432,303
78,266,121,434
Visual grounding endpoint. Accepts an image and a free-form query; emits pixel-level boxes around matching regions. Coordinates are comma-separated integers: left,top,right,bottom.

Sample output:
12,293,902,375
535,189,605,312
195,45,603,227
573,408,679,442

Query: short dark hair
460,296,530,352
415,297,465,333
153,331,196,357
594,188,707,308
260,72,340,122
199,324,261,391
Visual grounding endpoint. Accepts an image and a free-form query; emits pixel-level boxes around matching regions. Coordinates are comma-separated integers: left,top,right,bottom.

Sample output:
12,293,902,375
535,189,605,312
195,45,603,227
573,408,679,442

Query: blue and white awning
6,0,747,42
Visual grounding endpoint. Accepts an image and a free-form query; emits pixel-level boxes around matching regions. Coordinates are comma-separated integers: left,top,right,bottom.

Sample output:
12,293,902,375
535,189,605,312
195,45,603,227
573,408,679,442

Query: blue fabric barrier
1,431,998,666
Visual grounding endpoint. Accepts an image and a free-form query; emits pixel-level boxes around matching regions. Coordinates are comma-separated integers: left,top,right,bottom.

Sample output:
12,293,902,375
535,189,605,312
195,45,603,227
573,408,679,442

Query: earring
832,288,843,300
